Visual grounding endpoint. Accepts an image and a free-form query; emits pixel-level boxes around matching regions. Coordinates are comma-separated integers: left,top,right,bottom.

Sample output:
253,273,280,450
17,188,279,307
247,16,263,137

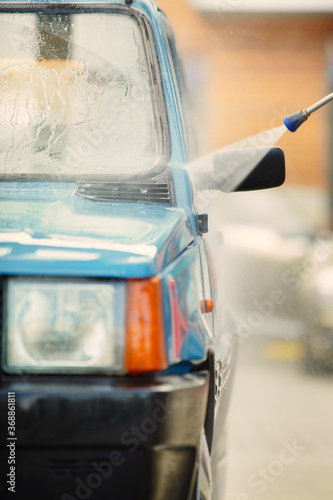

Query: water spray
284,92,333,132
187,93,333,206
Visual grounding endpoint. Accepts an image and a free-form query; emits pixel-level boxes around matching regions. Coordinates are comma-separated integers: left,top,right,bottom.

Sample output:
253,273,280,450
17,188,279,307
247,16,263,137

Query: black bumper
0,373,209,500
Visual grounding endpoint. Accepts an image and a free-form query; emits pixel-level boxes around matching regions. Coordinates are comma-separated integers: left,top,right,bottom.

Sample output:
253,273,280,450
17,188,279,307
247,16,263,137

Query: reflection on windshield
0,12,158,177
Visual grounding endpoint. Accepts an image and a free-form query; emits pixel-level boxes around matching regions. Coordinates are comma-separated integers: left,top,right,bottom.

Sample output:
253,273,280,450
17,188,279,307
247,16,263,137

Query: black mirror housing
188,145,286,197
235,147,285,192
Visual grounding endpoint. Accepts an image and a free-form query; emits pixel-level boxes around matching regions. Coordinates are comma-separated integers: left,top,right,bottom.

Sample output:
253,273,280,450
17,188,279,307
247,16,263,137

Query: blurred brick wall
157,0,333,187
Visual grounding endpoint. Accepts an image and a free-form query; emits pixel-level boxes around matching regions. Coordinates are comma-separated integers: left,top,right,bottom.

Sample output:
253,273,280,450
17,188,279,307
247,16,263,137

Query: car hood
0,184,193,278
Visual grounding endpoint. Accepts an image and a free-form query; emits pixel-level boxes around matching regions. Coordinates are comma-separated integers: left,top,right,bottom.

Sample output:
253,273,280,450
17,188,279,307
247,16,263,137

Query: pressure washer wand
284,92,333,132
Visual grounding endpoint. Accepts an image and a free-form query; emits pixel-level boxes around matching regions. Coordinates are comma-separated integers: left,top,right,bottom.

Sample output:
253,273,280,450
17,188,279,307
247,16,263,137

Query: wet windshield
0,10,160,178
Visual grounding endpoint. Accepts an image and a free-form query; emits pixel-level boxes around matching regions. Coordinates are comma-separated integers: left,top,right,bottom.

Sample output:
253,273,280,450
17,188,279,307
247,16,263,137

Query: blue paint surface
0,184,193,277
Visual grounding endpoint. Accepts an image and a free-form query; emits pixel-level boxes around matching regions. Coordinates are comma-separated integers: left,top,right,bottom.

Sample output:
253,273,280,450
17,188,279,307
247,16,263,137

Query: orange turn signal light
125,277,168,374
200,299,215,314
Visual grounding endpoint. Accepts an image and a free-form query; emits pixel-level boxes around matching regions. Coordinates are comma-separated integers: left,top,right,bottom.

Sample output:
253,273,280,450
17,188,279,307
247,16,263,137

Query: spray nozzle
283,109,310,132
284,92,333,132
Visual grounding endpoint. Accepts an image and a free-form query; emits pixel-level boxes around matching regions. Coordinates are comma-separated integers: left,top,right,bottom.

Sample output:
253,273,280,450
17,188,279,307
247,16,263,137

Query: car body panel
0,184,193,278
161,244,209,365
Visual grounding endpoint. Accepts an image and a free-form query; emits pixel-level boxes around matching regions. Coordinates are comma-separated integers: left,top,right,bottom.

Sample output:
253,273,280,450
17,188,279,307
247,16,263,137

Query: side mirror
188,146,285,194
228,146,285,192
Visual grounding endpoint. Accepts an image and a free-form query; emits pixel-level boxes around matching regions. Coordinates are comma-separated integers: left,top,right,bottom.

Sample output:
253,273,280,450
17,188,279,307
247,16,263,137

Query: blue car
0,1,285,499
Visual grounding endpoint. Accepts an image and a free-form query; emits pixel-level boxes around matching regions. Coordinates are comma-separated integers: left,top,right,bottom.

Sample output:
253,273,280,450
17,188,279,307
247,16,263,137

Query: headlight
4,279,126,374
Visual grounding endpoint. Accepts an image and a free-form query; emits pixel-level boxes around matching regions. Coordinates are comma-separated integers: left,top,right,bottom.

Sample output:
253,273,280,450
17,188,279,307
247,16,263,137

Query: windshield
0,9,163,178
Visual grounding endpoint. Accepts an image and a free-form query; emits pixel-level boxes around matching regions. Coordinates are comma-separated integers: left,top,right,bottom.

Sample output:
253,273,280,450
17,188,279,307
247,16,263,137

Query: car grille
75,181,172,205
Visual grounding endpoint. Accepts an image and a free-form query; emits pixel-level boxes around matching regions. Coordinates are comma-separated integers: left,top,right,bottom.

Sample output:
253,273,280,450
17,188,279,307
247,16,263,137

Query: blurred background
157,1,333,499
